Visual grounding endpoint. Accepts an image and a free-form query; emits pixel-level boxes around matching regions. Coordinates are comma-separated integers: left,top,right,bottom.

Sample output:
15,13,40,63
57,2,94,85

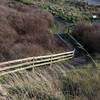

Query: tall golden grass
0,63,100,100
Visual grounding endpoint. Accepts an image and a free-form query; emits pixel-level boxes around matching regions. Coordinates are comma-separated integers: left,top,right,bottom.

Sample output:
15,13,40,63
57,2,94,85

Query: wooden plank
0,54,73,72
0,57,72,76
0,61,33,72
0,57,33,66
35,54,73,63
0,50,74,66
0,50,75,76
34,51,74,59
34,57,72,67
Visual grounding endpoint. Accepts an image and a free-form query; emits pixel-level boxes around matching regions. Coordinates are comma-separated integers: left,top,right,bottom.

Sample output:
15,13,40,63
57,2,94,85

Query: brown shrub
72,23,100,53
0,1,68,62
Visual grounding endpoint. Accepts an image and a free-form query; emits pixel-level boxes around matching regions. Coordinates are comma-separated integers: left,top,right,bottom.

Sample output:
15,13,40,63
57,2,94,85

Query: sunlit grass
0,63,100,100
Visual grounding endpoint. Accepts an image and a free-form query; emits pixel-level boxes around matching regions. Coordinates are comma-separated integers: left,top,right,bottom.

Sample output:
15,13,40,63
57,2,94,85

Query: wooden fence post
50,56,53,67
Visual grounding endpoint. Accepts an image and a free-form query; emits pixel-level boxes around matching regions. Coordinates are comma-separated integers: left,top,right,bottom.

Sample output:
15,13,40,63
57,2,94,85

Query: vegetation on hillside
0,1,69,62
0,0,100,100
72,23,100,53
16,0,90,23
0,63,100,100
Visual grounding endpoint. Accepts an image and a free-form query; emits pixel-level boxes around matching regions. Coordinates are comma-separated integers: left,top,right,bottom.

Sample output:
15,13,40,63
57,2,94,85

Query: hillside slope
0,0,70,62
0,1,100,100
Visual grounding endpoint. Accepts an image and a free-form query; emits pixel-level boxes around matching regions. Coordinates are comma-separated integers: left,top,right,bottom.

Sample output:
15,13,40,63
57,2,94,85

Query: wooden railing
0,50,74,76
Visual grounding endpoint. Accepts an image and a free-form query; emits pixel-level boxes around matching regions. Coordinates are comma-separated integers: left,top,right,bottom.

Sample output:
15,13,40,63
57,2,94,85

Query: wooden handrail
0,50,75,76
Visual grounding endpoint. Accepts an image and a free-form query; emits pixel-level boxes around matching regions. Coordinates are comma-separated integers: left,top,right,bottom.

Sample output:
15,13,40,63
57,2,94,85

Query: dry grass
0,63,100,100
0,1,69,62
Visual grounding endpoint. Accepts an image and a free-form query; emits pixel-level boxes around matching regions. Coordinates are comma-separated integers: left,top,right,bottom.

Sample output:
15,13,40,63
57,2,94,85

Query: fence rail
0,50,74,76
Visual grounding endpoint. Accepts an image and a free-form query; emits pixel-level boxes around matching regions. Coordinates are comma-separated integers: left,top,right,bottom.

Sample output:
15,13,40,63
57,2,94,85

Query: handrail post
32,57,35,72
26,57,34,72
73,49,75,58
50,56,53,67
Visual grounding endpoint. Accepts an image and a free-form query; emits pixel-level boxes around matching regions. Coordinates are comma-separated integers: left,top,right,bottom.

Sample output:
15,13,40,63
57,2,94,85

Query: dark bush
72,23,100,53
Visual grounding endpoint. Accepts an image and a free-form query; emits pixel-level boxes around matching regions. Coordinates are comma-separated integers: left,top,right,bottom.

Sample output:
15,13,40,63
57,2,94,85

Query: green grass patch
16,0,33,4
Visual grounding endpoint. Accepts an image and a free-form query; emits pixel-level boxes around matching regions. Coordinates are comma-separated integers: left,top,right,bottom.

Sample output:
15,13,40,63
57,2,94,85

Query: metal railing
0,50,74,76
